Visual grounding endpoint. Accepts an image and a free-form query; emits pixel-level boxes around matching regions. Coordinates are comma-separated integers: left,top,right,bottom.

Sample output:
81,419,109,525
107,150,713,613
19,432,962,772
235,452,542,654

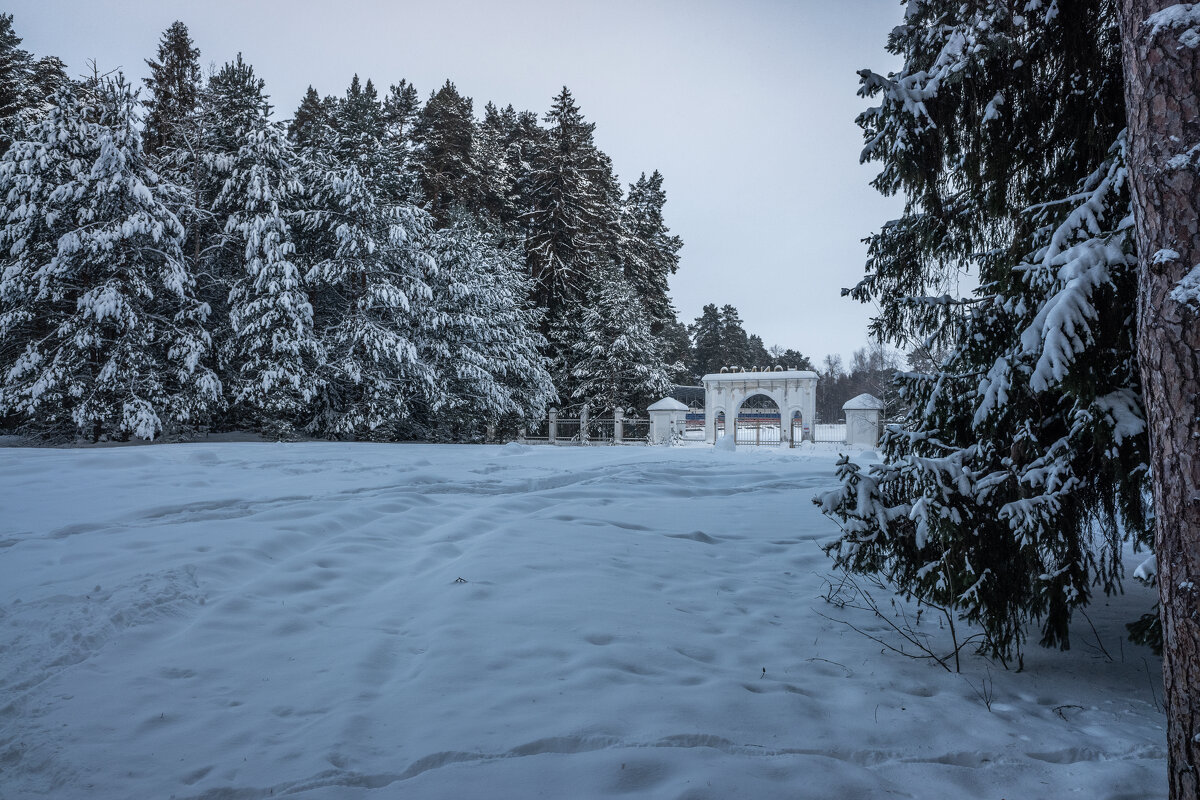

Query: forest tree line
0,17,687,441
0,16,883,441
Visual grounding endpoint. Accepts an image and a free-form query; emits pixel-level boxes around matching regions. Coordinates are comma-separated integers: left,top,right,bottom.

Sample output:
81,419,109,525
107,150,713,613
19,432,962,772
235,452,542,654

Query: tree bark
1119,2,1200,797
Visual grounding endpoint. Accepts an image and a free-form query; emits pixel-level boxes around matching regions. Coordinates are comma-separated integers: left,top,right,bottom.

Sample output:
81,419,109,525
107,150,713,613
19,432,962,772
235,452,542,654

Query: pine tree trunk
1119,2,1200,797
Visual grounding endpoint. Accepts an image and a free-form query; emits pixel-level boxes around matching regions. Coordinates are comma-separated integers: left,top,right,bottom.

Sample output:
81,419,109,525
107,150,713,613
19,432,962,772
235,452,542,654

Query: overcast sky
10,0,903,365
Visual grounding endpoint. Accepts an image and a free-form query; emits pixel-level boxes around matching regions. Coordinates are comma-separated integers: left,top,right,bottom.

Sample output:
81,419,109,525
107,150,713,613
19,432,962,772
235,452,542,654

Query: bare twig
805,657,852,673
962,666,995,711
1053,704,1084,721
1077,608,1114,663
816,571,993,673
1143,657,1163,713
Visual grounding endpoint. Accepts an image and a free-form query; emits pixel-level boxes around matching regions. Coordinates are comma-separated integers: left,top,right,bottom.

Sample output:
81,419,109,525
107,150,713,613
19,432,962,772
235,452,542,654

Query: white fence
812,423,847,443
516,411,863,448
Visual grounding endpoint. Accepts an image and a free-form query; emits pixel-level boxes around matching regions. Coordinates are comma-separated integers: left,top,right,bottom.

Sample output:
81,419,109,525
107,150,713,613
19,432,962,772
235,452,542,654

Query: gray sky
11,0,903,365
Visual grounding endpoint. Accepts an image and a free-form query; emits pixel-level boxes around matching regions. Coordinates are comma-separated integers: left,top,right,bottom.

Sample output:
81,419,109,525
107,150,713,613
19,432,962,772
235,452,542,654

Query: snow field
0,442,1166,798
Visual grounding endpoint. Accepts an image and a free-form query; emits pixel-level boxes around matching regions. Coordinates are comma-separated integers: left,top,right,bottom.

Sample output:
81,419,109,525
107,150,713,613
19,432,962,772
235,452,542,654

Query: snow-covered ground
0,442,1165,799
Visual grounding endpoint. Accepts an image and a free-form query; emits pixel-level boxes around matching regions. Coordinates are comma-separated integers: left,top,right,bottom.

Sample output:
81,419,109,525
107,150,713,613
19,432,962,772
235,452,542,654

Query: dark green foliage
524,87,622,329
685,302,811,383
688,304,724,378
620,170,682,335
414,81,483,224
818,0,1152,662
0,14,67,155
142,21,202,157
288,86,330,148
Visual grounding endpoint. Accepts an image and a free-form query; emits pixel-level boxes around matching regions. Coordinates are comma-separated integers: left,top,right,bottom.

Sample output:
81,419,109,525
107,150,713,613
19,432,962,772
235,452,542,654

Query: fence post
549,407,558,445
580,405,589,445
614,408,624,445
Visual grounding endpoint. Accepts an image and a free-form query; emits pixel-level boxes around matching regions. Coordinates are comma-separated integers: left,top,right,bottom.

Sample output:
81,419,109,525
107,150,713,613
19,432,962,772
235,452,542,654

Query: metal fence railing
623,418,650,443
517,411,649,446
522,419,551,443
735,421,782,446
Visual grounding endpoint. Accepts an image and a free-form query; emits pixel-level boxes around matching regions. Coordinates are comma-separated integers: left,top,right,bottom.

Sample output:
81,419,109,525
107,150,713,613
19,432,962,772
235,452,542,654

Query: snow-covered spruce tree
297,78,439,439
472,102,520,230
0,81,76,431
619,170,682,336
524,88,622,331
658,317,695,384
816,0,1151,664
140,22,213,387
211,57,321,436
568,265,675,417
419,213,556,439
0,13,67,155
0,79,218,440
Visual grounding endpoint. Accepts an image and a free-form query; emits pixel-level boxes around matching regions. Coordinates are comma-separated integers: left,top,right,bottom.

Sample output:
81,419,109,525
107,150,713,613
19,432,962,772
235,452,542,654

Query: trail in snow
0,442,1165,799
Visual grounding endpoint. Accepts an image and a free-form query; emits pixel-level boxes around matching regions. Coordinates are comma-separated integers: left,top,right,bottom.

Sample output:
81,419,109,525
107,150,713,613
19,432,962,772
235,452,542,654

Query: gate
734,414,782,446
790,416,804,448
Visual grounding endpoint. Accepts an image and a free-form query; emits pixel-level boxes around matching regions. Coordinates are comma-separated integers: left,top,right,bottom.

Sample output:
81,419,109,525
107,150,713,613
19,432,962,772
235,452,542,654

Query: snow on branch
1015,138,1133,392
1144,4,1200,49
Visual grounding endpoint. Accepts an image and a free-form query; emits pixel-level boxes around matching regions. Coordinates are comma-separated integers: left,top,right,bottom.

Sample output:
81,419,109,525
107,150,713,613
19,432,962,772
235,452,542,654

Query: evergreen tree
818,0,1149,662
0,14,67,155
747,334,771,367
524,88,620,327
382,79,420,144
0,14,32,142
620,170,681,334
773,347,813,370
507,108,549,233
569,266,675,416
0,80,218,440
300,77,437,438
659,317,695,384
381,80,421,199
287,85,330,148
475,102,521,226
141,21,202,158
206,56,320,435
413,80,481,224
718,304,751,366
334,76,383,163
689,303,724,378
422,214,556,436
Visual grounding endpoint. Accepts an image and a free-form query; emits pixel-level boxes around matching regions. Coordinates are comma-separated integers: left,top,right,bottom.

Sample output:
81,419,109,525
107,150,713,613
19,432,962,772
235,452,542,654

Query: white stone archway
701,370,818,444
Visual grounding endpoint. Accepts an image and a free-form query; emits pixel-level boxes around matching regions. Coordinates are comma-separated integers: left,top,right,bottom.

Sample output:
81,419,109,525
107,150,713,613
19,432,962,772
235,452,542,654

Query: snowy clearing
0,442,1165,799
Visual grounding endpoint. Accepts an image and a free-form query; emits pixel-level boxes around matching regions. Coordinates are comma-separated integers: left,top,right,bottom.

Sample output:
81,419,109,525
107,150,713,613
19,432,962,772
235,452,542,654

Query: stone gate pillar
843,394,884,447
648,397,687,444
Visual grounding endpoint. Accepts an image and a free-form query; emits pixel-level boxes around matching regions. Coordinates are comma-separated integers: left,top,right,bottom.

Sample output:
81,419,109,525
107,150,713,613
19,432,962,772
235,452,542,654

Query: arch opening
790,410,804,448
734,394,781,446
